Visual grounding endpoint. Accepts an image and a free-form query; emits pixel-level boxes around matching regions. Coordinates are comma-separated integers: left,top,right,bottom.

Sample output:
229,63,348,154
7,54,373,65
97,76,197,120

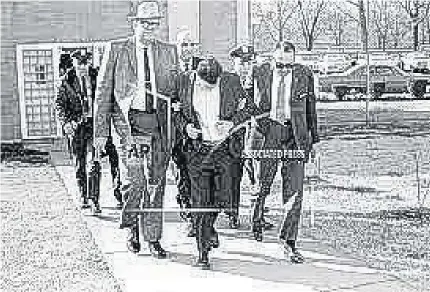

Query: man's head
129,1,162,42
196,56,223,85
230,44,256,76
71,49,92,74
273,41,295,65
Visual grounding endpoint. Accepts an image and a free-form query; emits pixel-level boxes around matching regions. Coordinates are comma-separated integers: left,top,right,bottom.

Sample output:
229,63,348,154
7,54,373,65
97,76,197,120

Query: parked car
400,51,430,72
318,64,430,100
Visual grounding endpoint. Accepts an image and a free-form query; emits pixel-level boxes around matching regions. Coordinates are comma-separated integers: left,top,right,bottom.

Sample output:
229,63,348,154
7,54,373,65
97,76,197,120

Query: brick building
1,0,249,143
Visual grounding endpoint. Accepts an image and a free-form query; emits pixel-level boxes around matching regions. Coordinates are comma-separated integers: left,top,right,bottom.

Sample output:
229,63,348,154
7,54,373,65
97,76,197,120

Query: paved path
51,159,416,292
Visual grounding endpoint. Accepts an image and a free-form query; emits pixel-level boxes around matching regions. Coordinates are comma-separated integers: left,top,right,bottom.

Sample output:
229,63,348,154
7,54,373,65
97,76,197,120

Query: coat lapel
126,38,138,79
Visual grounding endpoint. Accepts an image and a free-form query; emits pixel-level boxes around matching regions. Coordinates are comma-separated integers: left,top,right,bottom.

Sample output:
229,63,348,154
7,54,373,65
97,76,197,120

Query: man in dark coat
172,56,253,269
250,41,319,264
56,51,123,212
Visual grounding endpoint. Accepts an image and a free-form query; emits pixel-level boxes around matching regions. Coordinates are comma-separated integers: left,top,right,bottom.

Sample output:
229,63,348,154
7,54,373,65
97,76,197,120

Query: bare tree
253,0,298,44
371,0,391,50
400,0,430,50
297,0,328,51
390,2,410,48
334,0,368,51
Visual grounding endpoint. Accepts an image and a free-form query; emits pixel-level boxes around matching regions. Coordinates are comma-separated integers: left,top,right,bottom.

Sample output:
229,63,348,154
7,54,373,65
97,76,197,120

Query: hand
186,124,201,139
215,121,234,135
71,120,78,130
172,101,182,112
237,98,247,110
94,137,108,152
63,122,74,136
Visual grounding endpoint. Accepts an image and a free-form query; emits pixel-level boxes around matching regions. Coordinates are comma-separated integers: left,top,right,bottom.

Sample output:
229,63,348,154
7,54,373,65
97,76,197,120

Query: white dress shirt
270,69,292,123
192,75,224,142
131,41,155,111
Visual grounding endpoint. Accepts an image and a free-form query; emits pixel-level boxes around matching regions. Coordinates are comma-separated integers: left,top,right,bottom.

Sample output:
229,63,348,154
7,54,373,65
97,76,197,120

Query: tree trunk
307,36,314,51
278,0,283,43
358,0,368,51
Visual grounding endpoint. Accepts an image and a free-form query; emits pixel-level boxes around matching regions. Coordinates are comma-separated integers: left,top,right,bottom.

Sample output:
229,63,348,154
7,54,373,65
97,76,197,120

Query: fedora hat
128,1,162,20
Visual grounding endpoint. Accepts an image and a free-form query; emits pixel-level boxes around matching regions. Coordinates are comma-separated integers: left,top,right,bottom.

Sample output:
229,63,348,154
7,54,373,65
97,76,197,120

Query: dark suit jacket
56,69,85,125
252,63,319,152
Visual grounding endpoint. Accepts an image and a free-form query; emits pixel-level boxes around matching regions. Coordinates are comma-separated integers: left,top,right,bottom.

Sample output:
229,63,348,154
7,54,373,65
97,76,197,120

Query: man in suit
230,45,275,231
251,41,319,264
172,29,201,236
94,0,178,258
173,56,251,269
56,51,123,212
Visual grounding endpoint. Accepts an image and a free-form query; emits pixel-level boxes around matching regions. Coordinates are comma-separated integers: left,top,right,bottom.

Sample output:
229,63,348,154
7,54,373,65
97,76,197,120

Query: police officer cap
230,45,256,62
71,49,93,64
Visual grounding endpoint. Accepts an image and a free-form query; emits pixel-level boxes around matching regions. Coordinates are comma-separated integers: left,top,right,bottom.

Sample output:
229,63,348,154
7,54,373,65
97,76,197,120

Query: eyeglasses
138,20,160,28
276,63,292,69
181,42,199,47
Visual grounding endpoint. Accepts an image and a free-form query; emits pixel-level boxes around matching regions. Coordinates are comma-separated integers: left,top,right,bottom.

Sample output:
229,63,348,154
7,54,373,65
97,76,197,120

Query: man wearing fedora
94,0,178,258
250,41,319,264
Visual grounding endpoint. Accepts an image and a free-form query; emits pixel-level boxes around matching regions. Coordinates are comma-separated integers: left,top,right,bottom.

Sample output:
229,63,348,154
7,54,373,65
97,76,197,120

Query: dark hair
275,41,295,53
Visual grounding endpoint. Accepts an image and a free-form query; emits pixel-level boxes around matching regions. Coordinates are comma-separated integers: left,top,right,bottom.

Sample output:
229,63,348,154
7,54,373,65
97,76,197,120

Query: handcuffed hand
63,122,74,136
172,101,182,112
215,121,234,136
237,98,247,110
186,124,201,139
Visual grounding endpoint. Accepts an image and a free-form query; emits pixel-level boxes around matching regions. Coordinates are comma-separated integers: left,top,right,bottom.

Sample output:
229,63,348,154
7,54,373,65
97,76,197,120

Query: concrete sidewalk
51,155,418,292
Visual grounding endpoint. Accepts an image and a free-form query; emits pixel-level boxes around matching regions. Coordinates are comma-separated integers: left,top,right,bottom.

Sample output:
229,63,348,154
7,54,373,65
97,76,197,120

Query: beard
197,67,219,85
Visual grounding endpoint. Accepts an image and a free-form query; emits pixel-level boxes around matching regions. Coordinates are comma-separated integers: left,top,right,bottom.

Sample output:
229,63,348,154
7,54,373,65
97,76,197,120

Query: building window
35,64,47,84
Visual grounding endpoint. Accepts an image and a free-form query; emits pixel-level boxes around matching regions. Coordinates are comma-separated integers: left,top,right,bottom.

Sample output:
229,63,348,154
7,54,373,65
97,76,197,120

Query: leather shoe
252,221,263,242
127,236,141,254
93,202,102,214
194,250,210,270
148,241,167,259
290,250,305,264
81,198,91,209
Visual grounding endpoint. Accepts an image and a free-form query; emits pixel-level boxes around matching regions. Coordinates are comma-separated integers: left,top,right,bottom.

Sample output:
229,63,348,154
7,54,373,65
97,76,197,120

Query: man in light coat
94,0,178,258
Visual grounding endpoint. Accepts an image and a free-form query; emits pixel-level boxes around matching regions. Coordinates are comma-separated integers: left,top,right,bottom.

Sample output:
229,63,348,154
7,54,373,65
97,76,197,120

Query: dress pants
119,109,169,242
253,120,305,241
186,141,241,252
72,119,93,200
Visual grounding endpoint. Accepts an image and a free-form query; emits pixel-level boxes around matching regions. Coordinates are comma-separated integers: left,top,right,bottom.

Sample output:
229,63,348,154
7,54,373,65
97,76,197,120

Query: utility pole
365,0,370,126
278,0,283,43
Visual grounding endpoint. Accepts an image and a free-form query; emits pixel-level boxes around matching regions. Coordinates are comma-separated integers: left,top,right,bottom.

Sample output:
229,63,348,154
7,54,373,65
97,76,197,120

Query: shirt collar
195,75,219,89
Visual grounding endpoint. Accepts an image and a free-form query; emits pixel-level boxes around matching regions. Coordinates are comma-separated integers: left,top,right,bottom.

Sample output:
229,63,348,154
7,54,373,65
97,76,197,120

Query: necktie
275,74,287,122
81,75,87,97
144,48,153,111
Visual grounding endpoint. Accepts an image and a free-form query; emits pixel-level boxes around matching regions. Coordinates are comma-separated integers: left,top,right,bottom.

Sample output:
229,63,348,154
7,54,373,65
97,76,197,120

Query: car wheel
373,83,385,100
334,87,348,101
411,80,427,99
